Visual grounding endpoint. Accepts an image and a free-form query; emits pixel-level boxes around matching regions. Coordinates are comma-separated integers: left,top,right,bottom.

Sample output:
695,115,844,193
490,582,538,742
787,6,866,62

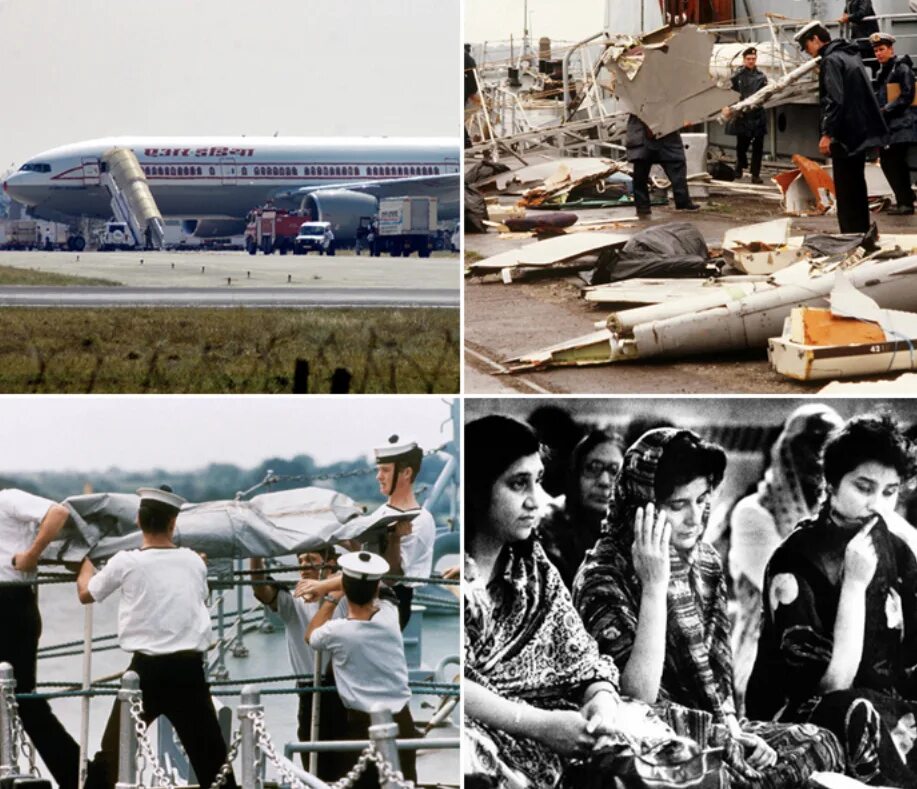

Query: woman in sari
574,427,845,788
729,404,844,711
747,414,917,787
464,415,670,788
540,429,626,589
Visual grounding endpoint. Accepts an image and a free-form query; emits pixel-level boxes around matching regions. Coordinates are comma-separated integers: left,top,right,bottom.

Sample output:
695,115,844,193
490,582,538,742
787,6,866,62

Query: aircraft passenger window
170,167,177,175
196,166,202,175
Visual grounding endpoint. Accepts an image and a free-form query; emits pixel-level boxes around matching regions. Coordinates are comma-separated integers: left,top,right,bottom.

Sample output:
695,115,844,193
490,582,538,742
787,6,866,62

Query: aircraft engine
300,190,379,246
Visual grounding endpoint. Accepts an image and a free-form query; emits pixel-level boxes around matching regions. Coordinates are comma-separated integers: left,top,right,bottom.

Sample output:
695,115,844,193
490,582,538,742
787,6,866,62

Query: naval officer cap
374,434,421,464
137,484,186,514
339,551,389,581
794,20,827,49
869,32,896,47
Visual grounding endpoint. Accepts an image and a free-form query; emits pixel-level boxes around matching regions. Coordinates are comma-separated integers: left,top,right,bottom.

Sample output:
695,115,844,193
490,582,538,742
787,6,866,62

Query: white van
293,221,335,255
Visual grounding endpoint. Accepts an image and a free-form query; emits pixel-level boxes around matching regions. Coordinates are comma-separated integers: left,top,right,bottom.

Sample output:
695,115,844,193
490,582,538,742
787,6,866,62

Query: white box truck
373,196,437,258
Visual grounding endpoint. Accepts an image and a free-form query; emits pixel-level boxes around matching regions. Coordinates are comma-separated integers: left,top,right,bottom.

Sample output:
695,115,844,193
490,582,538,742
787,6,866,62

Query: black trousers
392,584,414,630
736,133,764,178
0,586,79,789
86,651,237,789
298,676,348,777
880,143,916,209
631,158,691,213
344,704,417,789
831,146,870,234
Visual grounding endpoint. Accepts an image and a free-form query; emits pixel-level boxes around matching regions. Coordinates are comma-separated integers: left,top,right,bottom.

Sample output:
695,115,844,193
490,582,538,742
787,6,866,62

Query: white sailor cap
137,485,186,512
339,550,389,581
373,434,420,464
794,21,825,49
869,32,896,47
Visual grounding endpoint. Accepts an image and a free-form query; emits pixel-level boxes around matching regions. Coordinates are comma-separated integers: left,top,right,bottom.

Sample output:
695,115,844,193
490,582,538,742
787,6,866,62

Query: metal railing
1,666,441,789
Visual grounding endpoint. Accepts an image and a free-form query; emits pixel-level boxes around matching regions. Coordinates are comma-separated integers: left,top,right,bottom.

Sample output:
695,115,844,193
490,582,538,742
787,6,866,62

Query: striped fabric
574,428,845,788
464,537,621,787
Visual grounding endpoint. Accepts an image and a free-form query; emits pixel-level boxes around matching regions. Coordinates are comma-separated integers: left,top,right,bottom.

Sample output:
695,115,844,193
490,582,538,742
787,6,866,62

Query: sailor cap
794,21,825,48
869,32,896,46
137,485,186,512
374,435,420,463
339,551,389,581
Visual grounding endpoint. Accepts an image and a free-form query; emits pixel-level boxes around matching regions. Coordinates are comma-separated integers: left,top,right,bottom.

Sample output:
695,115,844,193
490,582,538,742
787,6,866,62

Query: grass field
0,308,459,393
0,264,120,286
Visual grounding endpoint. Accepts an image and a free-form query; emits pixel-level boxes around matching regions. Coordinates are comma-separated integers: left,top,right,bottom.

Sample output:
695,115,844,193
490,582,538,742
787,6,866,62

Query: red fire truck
244,206,312,255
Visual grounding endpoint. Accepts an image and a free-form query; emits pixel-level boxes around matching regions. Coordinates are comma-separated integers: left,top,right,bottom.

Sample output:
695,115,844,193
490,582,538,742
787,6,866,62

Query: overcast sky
465,0,608,44
0,397,456,473
0,0,459,172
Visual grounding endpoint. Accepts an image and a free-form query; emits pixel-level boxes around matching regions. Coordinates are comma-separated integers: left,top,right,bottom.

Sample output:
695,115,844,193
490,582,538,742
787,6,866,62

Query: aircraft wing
37,488,417,562
277,173,460,217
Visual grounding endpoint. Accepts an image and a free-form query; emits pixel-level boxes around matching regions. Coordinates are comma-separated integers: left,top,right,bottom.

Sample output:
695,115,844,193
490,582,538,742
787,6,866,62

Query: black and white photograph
464,397,917,788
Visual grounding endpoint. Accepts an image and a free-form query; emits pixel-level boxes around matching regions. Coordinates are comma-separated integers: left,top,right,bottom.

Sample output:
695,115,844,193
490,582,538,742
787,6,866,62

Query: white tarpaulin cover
41,488,419,562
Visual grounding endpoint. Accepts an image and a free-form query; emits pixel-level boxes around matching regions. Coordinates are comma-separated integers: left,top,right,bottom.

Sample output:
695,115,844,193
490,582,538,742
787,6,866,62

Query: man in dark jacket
839,0,879,63
625,115,699,219
870,32,916,215
730,47,768,183
464,44,479,150
795,21,888,233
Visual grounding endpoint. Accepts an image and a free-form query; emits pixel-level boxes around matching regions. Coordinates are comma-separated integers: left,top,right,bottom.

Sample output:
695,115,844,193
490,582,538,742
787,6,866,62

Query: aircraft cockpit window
19,163,52,173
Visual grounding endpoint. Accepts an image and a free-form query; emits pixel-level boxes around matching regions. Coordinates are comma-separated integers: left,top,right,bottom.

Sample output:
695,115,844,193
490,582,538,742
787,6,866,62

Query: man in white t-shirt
0,488,80,789
78,486,237,789
373,435,436,629
249,549,345,772
307,551,416,789
294,436,436,631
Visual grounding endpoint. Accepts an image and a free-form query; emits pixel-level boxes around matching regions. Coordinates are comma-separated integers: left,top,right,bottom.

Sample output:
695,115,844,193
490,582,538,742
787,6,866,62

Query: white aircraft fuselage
3,136,460,223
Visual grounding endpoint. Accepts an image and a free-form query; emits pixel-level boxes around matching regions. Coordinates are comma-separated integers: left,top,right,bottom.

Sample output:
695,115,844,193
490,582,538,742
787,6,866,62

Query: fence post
293,360,310,393
116,671,141,789
238,685,262,789
368,710,401,789
0,663,16,779
330,368,351,394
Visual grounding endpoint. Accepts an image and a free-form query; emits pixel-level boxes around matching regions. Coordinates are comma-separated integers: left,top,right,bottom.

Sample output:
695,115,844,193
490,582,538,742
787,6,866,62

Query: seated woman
463,415,671,788
574,427,845,788
729,404,843,712
540,429,625,589
747,414,917,787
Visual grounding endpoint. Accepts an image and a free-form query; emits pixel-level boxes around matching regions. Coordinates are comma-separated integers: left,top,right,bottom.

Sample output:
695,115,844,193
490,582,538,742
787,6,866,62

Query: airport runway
0,285,458,308
0,249,460,292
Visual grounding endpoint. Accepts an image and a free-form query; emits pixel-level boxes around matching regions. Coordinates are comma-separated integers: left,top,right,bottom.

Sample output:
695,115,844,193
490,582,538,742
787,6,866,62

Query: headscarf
757,404,843,539
575,428,735,720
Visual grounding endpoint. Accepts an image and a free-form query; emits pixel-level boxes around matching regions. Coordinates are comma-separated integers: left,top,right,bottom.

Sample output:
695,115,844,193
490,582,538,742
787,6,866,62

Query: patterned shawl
757,404,842,539
574,428,737,722
465,535,619,704
464,536,621,787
